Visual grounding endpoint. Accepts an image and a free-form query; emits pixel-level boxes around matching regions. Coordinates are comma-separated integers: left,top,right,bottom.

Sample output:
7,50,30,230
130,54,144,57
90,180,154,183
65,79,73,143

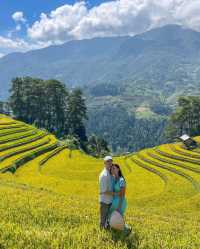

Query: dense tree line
86,105,167,153
10,77,69,136
150,100,172,116
10,77,82,138
89,83,124,97
166,96,200,139
9,76,181,155
9,77,109,156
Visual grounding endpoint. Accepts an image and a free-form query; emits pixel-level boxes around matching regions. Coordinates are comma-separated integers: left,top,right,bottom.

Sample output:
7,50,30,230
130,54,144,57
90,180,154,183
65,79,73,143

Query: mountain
0,36,127,100
3,24,200,152
1,24,200,103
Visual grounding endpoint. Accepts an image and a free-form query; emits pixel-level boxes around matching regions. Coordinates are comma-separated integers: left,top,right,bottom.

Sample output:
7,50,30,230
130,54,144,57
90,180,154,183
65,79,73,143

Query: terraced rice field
0,114,200,248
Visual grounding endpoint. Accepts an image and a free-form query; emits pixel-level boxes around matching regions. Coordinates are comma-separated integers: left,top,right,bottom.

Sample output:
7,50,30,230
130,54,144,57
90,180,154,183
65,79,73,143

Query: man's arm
100,175,109,193
100,175,116,195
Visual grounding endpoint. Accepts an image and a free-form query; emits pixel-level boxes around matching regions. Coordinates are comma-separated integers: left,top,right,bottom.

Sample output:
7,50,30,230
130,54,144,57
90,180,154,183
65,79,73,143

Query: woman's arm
116,187,125,212
100,191,115,196
101,183,126,197
117,187,125,197
100,191,122,196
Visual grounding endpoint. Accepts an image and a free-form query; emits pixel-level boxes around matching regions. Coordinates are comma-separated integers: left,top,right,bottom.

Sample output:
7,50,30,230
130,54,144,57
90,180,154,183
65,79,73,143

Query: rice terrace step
0,115,200,248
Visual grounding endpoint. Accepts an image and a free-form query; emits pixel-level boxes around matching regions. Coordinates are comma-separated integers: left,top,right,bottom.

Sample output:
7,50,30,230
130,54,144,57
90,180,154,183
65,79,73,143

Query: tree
86,104,167,153
9,77,89,150
87,134,110,157
9,77,26,120
9,77,69,138
60,135,80,158
165,96,200,139
67,88,88,142
44,79,68,137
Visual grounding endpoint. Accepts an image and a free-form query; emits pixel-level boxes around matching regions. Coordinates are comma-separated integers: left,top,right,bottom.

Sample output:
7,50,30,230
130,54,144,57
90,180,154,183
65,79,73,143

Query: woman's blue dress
109,176,127,216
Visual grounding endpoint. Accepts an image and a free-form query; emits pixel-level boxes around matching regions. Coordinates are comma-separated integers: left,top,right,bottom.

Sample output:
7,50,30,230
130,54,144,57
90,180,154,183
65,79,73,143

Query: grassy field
0,114,200,248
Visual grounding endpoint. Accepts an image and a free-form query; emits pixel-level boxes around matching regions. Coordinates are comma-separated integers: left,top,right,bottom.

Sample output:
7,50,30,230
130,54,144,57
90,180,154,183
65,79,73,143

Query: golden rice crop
0,115,200,248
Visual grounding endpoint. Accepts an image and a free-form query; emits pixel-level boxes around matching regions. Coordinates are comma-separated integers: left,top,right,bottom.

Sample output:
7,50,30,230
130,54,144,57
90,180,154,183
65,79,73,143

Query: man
99,155,113,229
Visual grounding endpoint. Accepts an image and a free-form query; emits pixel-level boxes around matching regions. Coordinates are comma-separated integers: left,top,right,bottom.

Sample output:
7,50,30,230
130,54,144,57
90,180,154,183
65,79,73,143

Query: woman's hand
100,191,115,196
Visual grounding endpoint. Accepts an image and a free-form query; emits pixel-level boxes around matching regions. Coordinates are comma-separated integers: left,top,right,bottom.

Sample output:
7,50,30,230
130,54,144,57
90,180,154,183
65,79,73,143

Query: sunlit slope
0,115,58,173
1,115,200,248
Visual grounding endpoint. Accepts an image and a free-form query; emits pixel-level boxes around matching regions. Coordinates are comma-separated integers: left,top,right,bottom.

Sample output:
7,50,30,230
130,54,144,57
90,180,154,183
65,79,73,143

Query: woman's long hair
112,163,126,182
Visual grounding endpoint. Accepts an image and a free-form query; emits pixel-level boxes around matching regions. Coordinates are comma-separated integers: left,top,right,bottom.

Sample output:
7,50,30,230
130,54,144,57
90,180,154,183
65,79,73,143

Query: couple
99,155,131,233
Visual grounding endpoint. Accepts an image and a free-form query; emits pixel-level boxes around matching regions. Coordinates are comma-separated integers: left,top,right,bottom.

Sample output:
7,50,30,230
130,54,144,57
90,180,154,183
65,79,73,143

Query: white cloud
72,0,183,39
0,36,45,55
1,0,200,56
0,53,5,58
0,36,27,49
9,11,27,38
12,11,26,23
27,0,200,45
16,24,21,31
28,2,87,44
174,0,200,30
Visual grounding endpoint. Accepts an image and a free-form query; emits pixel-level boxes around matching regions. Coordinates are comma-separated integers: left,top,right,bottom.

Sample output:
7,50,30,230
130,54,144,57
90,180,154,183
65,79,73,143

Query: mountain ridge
1,24,200,102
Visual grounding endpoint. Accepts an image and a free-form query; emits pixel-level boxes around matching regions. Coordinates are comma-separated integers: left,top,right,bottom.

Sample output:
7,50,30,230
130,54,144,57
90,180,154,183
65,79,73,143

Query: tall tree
44,79,68,136
166,96,200,139
67,88,88,142
9,77,26,120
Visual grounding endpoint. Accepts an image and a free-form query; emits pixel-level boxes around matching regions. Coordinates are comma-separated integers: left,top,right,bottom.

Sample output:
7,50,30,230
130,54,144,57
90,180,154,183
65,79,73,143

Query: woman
101,164,132,234
110,164,127,216
100,164,127,219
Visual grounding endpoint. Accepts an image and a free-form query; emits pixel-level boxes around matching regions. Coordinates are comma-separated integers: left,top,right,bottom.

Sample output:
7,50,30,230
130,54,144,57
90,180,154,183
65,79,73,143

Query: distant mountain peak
0,24,200,103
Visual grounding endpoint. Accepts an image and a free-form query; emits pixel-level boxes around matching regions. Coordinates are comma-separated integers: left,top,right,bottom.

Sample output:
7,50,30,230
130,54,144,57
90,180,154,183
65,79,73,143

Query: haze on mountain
1,24,200,103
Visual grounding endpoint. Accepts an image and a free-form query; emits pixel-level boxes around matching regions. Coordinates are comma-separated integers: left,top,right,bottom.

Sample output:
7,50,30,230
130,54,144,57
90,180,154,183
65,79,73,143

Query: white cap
104,155,113,162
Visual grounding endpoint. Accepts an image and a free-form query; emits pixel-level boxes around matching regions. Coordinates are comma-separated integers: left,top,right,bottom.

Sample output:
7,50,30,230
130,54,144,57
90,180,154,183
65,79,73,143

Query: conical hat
109,211,125,230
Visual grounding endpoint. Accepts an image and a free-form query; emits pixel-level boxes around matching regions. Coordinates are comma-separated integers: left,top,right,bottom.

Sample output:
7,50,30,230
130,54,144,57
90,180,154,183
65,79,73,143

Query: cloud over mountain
27,0,200,44
2,0,200,54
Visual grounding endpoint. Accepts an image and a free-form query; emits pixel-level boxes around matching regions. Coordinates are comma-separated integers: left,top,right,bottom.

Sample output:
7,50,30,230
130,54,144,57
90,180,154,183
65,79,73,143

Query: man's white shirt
99,168,113,204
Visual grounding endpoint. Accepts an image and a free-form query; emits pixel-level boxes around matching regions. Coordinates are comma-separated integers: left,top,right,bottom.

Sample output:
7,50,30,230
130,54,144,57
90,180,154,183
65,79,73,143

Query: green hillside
3,25,200,152
2,25,200,103
0,114,200,248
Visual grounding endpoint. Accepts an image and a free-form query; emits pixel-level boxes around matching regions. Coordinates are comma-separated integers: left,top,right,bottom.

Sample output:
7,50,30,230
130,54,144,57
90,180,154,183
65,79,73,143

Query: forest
1,76,200,155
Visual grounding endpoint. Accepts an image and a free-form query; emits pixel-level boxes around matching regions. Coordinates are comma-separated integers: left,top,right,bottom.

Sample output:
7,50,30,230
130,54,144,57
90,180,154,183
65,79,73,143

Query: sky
0,0,200,57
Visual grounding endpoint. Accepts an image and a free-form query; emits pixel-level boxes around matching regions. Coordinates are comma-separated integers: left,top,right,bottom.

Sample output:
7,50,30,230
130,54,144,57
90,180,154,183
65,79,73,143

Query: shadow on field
110,228,139,249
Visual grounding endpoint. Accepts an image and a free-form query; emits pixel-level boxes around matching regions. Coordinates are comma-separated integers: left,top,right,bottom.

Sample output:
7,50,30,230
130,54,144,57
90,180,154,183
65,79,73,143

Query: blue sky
0,0,199,57
0,1,107,37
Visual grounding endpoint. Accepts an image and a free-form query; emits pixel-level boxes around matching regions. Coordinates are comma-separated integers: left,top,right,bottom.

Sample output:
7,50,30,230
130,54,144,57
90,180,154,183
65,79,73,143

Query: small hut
179,134,197,149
